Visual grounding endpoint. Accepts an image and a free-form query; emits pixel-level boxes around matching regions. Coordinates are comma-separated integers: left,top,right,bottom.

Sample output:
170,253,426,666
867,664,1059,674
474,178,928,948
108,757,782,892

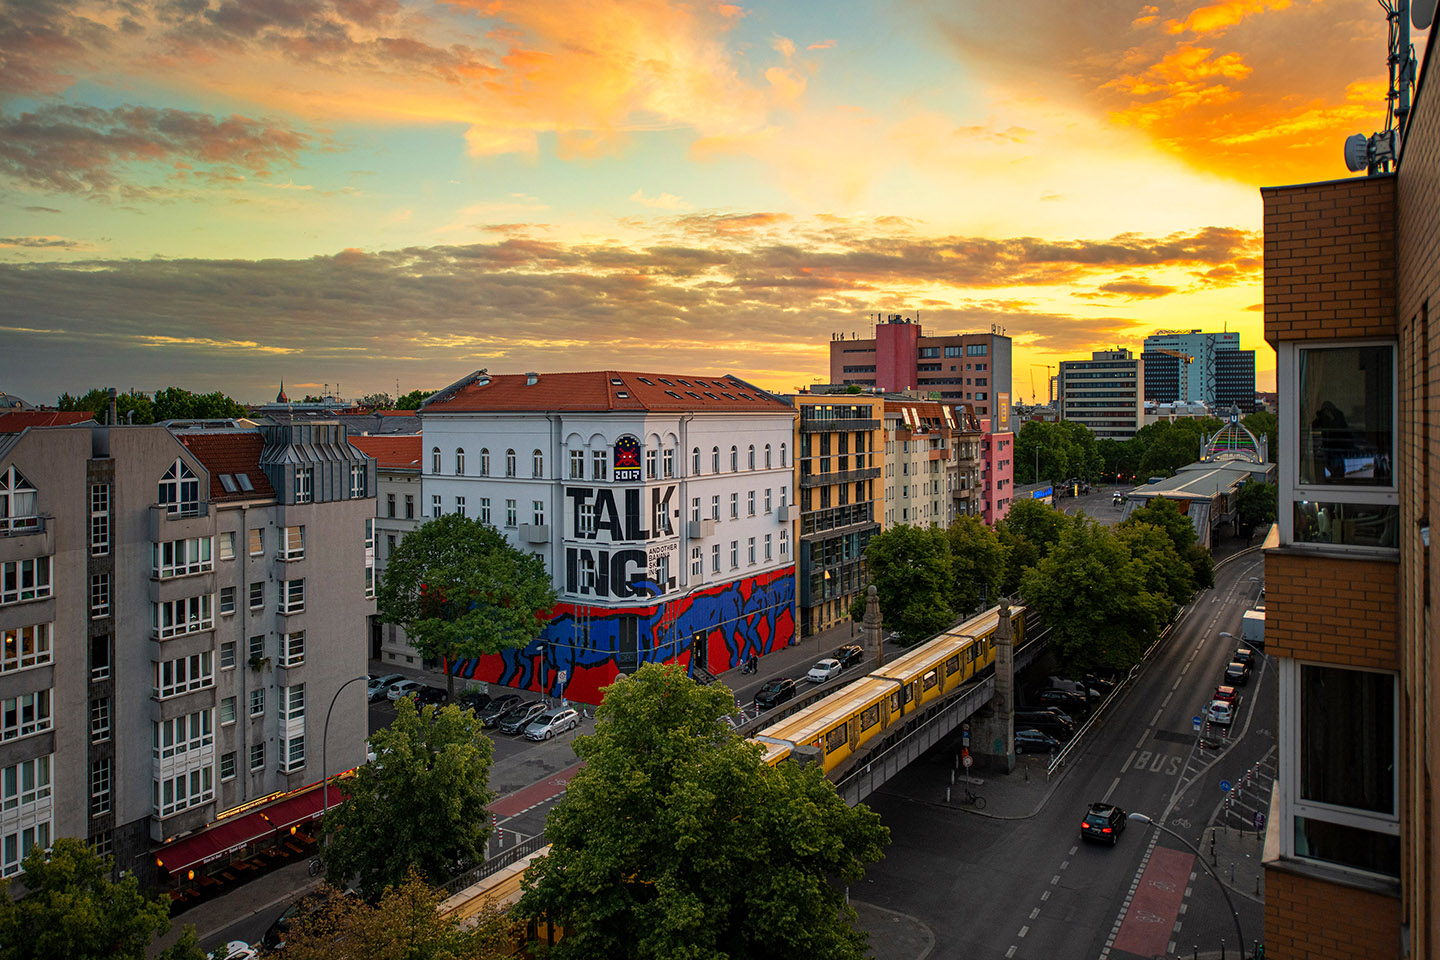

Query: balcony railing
799,466,881,489
799,417,880,433
0,515,43,537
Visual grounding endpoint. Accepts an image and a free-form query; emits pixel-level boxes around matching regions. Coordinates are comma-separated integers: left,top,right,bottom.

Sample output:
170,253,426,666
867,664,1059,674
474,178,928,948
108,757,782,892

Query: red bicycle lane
490,761,585,818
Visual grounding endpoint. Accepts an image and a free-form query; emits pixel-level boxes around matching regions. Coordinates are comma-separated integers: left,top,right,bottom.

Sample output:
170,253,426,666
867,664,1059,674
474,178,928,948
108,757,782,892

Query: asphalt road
860,550,1271,960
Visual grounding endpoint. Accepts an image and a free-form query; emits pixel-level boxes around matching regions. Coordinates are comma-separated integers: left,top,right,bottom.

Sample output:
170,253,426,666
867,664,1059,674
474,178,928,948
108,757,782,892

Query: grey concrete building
0,419,374,887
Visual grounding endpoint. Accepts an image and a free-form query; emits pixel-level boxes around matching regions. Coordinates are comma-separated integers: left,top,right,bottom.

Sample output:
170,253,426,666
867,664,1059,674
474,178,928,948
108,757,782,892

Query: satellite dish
1344,133,1370,172
1414,0,1435,29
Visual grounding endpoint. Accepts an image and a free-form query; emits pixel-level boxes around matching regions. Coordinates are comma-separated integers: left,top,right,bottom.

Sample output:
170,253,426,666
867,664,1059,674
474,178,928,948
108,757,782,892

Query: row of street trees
854,497,1214,674
56,386,248,423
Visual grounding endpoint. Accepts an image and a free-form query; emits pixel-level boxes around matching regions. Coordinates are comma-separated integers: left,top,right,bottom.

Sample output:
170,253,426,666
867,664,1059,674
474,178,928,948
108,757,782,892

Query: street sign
1253,811,1267,832
1192,716,1203,732
1220,779,1233,793
557,670,568,685
962,729,971,746
962,755,973,768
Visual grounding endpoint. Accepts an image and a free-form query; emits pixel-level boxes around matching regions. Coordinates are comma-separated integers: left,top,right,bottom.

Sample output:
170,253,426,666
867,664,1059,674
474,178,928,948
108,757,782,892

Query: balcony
799,466,881,489
148,502,212,541
799,417,880,433
777,504,796,523
687,519,716,538
518,523,551,544
0,516,52,564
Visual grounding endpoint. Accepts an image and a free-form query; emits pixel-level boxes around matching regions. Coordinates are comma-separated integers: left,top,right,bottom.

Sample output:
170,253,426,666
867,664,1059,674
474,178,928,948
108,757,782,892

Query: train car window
890,691,902,712
903,683,915,704
988,635,996,652
825,726,848,754
860,704,881,730
922,669,937,691
945,655,959,676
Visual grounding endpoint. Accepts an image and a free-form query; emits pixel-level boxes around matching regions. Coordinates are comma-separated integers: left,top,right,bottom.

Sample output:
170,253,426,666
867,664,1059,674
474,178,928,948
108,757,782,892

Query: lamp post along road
323,675,371,816
1128,812,1249,958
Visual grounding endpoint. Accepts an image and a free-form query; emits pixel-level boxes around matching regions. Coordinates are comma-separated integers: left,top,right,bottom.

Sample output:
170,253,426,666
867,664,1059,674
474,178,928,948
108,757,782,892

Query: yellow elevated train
753,604,1025,776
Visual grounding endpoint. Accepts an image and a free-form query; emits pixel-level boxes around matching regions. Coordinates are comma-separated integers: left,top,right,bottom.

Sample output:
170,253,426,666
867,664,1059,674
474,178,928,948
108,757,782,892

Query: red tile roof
422,371,793,415
0,411,95,432
176,433,277,502
349,434,421,470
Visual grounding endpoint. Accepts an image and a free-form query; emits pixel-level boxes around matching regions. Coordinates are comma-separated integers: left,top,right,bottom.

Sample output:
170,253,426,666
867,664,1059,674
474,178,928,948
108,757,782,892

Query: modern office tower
1142,330,1257,412
1055,349,1145,439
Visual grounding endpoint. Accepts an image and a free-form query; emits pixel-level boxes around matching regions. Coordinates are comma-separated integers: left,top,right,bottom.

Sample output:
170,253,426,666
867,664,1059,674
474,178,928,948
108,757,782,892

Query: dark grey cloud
0,236,80,248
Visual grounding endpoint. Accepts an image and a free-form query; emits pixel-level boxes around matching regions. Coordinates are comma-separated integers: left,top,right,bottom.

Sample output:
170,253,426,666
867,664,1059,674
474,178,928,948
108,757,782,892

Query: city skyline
1,0,1417,403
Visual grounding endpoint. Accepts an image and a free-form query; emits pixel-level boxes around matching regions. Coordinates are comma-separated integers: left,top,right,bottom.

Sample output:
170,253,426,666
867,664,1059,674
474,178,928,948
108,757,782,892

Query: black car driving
1081,801,1127,845
832,644,864,668
754,678,797,710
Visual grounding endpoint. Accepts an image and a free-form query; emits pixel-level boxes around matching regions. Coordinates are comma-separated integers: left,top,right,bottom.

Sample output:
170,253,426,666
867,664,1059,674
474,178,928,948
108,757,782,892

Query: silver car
524,708,580,741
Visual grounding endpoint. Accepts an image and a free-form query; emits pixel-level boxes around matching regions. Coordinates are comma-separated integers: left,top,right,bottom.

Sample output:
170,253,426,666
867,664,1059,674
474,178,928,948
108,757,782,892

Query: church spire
276,381,289,403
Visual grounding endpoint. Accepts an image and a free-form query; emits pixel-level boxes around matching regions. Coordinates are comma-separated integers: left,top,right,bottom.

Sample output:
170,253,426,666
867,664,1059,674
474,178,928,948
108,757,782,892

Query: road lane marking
1019,925,1029,937
1041,890,1050,902
1030,908,1040,919
1061,860,1070,870
1069,845,1078,856
1051,874,1060,885
1103,776,1121,802
1005,947,1017,958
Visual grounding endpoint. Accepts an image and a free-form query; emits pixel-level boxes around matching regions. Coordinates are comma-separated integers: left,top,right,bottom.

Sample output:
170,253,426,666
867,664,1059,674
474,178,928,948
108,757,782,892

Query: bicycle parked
958,786,986,810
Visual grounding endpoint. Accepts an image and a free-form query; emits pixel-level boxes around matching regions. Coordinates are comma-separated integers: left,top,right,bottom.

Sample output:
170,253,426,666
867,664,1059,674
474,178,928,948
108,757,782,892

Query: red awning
156,787,328,876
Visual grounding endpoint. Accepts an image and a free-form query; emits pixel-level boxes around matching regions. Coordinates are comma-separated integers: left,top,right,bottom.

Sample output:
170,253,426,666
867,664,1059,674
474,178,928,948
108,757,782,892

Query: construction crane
1150,349,1194,402
1029,364,1055,405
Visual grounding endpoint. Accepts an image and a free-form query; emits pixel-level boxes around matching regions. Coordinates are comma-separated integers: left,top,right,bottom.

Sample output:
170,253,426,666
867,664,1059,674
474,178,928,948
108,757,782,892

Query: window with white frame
765,488,772,513
151,705,211,760
748,445,755,470
506,449,517,478
456,496,466,517
691,497,700,523
219,531,235,560
646,449,657,480
506,499,517,526
578,502,595,536
729,540,738,568
0,467,39,534
350,462,366,497
711,446,720,472
691,547,702,577
780,443,787,467
1,821,50,878
581,554,597,592
154,651,214,698
386,493,396,518
1,624,50,674
710,495,720,521
533,500,545,526
219,586,235,615
730,446,738,472
591,449,607,480
250,742,265,770
432,494,441,519
89,698,110,742
248,528,263,555
280,631,305,667
283,735,306,771
654,499,667,533
764,534,772,561
663,448,675,478
220,641,236,670
153,536,214,578
0,690,49,742
219,752,236,781
89,574,110,619
533,449,544,478
249,688,265,716
432,447,442,473
249,581,264,609
3,755,51,814
1283,342,1398,550
283,683,305,722
456,448,465,476
248,635,264,660
711,544,720,574
89,757,109,815
729,493,738,519
158,459,200,517
480,498,492,524
294,467,313,504
570,449,584,479
765,444,772,468
1281,661,1400,878
1,557,51,606
220,696,236,724
281,525,305,559
480,448,490,476
405,494,415,519
692,447,701,474
780,529,789,557
747,537,756,564
281,579,305,614
152,594,213,639
747,491,755,516
89,484,109,556
153,766,213,818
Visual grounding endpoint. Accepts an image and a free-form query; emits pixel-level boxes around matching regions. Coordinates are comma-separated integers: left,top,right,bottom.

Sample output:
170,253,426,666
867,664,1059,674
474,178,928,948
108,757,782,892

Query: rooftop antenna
1344,0,1418,174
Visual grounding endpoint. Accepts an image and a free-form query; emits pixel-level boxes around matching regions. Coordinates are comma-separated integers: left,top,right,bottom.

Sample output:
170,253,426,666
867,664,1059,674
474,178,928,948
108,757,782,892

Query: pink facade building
980,431,1014,524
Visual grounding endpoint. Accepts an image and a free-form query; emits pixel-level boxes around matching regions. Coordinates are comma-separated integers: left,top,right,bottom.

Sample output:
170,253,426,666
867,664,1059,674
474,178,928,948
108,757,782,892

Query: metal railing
439,831,548,898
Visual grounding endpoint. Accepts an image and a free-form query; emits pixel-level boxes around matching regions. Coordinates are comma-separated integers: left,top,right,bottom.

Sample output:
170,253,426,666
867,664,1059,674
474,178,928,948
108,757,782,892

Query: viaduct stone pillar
862,585,884,668
971,599,1015,773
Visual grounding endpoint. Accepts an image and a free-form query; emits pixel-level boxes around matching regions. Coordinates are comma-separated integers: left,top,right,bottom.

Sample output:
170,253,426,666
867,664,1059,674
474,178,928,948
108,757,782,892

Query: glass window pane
1297,345,1393,486
1300,665,1395,815
1294,816,1399,877
1293,501,1398,548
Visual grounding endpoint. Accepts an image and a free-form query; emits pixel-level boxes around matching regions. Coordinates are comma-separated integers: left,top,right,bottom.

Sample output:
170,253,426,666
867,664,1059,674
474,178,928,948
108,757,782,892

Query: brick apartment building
1258,20,1436,960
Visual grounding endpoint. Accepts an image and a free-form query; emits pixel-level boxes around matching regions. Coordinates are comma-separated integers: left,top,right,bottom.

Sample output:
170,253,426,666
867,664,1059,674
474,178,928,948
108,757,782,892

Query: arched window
780,442,788,467
158,459,199,517
431,447,441,474
455,448,465,476
506,449,517,478
729,446,738,472
748,445,756,470
711,446,720,473
692,447,701,475
765,444,772,468
0,466,38,533
532,449,544,478
479,448,490,476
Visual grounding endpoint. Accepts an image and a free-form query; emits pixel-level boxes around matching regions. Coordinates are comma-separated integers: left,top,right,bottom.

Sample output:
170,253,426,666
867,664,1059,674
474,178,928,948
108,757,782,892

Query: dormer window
0,467,39,533
158,459,200,517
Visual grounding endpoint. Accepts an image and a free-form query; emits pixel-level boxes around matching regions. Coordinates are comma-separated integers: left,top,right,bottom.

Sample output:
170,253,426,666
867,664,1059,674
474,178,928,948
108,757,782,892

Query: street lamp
322,675,370,816
1127,812,1249,958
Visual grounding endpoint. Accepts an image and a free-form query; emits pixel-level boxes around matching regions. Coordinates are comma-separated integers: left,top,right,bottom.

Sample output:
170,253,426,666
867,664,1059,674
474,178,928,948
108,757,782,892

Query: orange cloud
1165,0,1294,36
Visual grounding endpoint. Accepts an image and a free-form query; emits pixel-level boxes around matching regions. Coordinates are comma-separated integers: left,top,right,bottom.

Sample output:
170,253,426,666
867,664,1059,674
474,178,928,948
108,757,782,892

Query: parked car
1048,676,1101,697
1224,660,1251,686
413,685,447,706
524,708,580,741
1081,673,1116,695
1015,711,1075,740
1207,699,1235,726
1232,646,1257,667
386,679,426,702
807,658,843,683
457,691,492,713
497,701,548,735
208,942,258,960
1080,801,1127,846
832,644,865,668
1020,705,1075,724
1014,728,1062,754
1035,688,1089,710
368,673,405,701
754,678,797,710
477,694,523,726
1213,684,1241,706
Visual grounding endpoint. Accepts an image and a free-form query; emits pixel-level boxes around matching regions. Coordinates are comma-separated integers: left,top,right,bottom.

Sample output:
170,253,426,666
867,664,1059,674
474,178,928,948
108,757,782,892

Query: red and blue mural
449,566,795,704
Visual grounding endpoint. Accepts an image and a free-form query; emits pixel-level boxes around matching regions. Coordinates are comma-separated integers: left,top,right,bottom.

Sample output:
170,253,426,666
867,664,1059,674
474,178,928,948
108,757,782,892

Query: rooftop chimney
108,387,117,426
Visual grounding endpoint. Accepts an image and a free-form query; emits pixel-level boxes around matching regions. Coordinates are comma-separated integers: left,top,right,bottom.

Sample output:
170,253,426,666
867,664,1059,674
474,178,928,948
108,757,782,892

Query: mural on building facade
450,566,796,703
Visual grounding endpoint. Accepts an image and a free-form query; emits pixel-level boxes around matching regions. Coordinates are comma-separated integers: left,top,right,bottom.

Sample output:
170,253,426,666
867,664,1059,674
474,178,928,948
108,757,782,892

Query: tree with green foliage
849,525,953,644
151,386,247,421
0,837,205,960
395,389,434,410
1013,420,1101,485
1237,480,1279,535
282,872,516,960
357,393,394,410
319,700,495,900
516,663,888,960
947,515,1007,615
56,388,155,424
1116,521,1196,608
1121,496,1213,591
994,497,1075,595
1241,411,1278,463
377,513,557,698
1130,417,1224,479
1020,518,1171,673
1097,437,1141,484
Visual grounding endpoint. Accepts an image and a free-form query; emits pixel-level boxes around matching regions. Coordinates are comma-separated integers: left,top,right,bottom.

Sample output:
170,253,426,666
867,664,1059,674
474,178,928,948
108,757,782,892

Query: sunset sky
0,0,1423,405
